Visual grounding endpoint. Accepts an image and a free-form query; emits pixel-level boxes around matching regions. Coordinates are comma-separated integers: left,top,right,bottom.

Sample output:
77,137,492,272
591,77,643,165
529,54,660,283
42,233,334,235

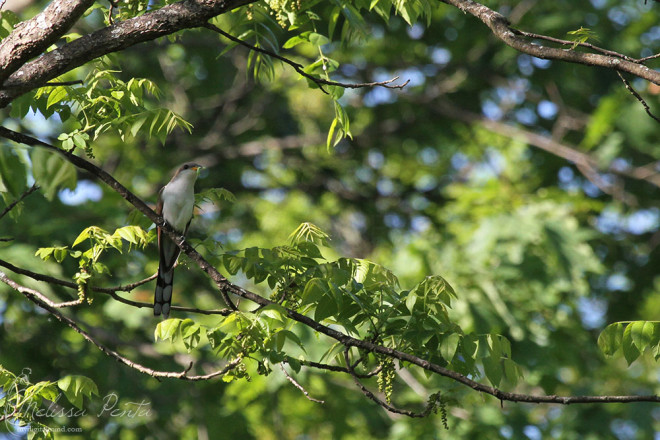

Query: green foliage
195,187,237,205
56,375,99,410
2,0,660,438
35,225,153,300
566,26,600,49
190,224,521,389
0,146,27,202
155,318,204,353
30,149,77,201
598,321,660,365
0,366,97,437
12,69,193,155
0,10,19,40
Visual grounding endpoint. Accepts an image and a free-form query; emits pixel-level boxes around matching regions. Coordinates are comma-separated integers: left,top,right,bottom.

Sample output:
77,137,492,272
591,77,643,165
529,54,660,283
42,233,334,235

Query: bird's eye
183,164,189,169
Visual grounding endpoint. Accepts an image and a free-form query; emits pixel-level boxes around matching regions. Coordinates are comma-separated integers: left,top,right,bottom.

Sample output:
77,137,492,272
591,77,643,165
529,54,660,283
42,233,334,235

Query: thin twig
616,71,660,124
294,358,382,379
0,258,232,315
42,80,84,87
203,23,409,95
279,363,325,404
0,183,39,220
343,348,432,418
0,270,241,380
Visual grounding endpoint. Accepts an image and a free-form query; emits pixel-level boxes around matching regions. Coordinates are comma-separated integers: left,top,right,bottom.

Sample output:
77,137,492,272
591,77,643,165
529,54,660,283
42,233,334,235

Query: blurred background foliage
1,0,659,438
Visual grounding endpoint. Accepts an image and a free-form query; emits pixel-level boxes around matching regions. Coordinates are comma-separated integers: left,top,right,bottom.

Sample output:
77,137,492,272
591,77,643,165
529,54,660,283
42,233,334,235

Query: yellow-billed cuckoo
154,163,202,318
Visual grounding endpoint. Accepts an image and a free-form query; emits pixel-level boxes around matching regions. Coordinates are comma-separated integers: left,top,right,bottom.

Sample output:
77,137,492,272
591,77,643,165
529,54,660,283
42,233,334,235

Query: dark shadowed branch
0,183,40,220
203,23,410,94
0,269,241,381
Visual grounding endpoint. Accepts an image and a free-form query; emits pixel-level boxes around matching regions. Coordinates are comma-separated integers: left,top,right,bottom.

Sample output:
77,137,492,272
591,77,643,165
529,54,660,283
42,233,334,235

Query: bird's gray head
172,162,203,181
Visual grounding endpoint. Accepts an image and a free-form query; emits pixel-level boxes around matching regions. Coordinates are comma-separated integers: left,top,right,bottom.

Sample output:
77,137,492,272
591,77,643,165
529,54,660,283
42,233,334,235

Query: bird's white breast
161,174,196,232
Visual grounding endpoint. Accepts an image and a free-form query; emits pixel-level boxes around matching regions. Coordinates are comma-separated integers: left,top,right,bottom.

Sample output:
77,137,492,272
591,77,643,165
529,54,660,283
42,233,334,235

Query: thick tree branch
0,270,241,380
0,0,95,84
438,0,660,85
1,127,658,405
0,0,259,108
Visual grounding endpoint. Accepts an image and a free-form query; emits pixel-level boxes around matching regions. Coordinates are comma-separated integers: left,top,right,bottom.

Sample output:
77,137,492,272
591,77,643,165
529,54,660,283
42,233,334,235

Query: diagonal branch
343,348,434,418
0,269,241,381
203,23,409,94
1,127,658,405
438,0,660,85
0,183,39,220
616,72,660,124
279,363,325,404
0,0,259,108
432,100,660,192
0,126,237,310
0,0,96,84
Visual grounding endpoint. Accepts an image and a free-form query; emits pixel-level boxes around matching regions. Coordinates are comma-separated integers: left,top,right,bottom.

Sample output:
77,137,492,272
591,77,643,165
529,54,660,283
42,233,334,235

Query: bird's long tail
154,265,174,318
154,230,179,318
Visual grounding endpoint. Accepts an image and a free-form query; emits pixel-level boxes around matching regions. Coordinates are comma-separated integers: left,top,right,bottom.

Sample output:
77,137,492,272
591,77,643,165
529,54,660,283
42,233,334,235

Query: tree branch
203,23,409,94
616,72,660,124
432,100,660,192
0,183,39,220
0,126,237,310
0,257,232,315
294,358,382,379
1,127,658,405
279,363,325,404
438,0,660,85
343,348,434,418
0,269,241,381
0,0,259,108
0,0,95,84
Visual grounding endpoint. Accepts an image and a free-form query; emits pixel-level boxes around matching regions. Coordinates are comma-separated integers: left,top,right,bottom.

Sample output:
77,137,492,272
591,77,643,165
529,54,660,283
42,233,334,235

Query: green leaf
482,356,501,387
283,32,310,49
314,290,338,322
301,278,326,306
622,323,641,365
598,322,625,356
0,147,27,199
154,318,183,342
114,226,137,244
30,148,77,201
72,226,94,247
308,32,330,46
629,321,658,352
46,87,68,109
35,246,69,263
57,375,98,410
440,333,460,362
288,222,330,246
